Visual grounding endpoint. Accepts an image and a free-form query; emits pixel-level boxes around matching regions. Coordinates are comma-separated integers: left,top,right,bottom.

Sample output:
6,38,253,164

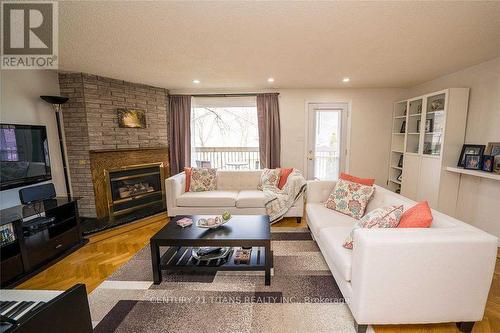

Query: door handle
307,151,314,160
55,244,62,249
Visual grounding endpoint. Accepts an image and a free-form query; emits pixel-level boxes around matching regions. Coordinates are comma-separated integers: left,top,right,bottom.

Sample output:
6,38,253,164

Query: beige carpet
89,228,356,332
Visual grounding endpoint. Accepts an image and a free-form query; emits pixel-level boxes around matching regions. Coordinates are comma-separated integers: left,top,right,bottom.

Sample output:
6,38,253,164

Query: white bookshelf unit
387,88,470,215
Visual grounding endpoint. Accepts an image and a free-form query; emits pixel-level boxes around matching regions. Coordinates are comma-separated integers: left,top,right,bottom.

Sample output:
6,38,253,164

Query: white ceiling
59,1,500,90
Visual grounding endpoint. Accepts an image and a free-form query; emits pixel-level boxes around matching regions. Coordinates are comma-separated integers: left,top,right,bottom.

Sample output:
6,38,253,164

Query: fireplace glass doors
105,162,165,220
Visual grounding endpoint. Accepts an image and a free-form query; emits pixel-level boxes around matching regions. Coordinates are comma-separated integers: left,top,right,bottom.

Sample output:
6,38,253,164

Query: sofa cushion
343,205,403,249
258,168,280,190
306,203,356,236
278,168,294,189
236,190,266,208
398,201,433,228
319,226,353,282
184,167,192,192
177,191,238,207
216,171,262,190
340,172,375,186
190,168,217,192
324,179,375,219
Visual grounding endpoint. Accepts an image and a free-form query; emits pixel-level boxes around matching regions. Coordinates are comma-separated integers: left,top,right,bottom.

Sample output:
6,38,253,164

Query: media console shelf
0,196,86,287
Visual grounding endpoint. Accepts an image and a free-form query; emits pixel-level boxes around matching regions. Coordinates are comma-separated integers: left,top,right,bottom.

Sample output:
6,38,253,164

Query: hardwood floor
16,213,499,333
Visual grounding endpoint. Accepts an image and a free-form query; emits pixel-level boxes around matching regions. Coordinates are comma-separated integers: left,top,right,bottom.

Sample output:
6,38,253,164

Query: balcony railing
192,147,260,170
192,146,339,179
314,149,339,180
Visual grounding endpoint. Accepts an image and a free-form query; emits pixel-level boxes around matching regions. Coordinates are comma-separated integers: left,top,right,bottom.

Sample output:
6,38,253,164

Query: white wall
278,89,404,186
405,57,500,239
0,70,67,209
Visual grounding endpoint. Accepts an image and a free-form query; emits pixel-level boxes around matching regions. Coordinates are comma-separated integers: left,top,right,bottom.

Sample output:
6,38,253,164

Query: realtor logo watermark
1,1,58,69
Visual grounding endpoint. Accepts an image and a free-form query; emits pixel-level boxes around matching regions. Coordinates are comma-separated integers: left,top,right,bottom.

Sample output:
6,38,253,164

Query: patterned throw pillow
258,168,281,190
343,205,404,249
324,179,375,219
189,168,217,192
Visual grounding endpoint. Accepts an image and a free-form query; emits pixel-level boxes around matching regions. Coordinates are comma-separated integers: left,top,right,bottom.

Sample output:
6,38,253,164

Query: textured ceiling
59,1,500,89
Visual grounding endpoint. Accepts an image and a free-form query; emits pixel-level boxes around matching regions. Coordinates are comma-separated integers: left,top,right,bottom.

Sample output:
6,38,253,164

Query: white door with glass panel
306,103,348,180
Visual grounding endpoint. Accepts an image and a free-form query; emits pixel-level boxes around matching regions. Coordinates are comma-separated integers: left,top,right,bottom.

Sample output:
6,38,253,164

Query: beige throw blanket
263,169,307,224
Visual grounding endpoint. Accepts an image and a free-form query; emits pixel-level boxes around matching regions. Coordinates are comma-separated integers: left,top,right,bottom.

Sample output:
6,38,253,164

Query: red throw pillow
278,168,293,189
398,201,433,228
340,172,375,186
184,167,192,192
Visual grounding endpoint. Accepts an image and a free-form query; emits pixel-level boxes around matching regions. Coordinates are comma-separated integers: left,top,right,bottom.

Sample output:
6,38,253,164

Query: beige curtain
168,95,191,175
257,93,281,169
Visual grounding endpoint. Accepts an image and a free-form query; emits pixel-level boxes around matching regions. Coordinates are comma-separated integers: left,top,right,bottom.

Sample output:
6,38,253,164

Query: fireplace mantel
89,146,169,154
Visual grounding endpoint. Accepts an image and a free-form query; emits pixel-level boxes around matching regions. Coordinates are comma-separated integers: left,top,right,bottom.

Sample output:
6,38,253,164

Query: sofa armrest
306,180,336,203
165,172,186,216
350,228,497,325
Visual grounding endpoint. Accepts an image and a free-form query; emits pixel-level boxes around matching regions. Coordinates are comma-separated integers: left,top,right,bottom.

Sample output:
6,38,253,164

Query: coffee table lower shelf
152,246,273,285
161,246,269,271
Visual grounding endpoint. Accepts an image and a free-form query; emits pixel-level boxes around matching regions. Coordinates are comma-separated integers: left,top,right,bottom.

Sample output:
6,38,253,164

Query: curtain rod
171,93,279,98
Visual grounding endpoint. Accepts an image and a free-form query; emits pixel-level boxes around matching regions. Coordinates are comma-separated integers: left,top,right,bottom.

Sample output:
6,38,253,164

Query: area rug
89,228,356,332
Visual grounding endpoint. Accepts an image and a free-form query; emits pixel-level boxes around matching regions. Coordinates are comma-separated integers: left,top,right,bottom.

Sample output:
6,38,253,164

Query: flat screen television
0,124,52,190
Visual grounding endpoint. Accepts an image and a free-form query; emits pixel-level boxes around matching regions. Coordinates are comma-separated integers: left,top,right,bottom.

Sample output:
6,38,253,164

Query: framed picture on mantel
117,108,147,128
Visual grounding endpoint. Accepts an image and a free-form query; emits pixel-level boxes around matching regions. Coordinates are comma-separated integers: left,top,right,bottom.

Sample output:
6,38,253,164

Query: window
191,97,260,170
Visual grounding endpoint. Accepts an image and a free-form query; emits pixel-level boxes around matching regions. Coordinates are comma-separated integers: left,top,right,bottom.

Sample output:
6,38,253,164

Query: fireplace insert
104,162,165,220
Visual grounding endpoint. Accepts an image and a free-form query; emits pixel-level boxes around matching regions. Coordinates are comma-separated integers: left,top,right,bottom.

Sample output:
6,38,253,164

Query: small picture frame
486,142,500,156
457,144,485,167
463,154,481,170
482,155,494,172
400,120,406,133
117,108,147,128
397,155,403,168
416,119,433,133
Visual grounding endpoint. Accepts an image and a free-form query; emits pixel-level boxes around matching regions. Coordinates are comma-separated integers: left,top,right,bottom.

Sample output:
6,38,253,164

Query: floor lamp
40,95,71,198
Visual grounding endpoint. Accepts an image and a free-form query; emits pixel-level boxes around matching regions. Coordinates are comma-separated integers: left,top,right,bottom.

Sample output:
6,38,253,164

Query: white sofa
165,170,304,220
306,180,497,333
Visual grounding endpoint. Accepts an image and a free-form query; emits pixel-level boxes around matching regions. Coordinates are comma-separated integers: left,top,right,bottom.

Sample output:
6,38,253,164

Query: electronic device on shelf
18,184,56,205
21,216,57,236
0,284,92,333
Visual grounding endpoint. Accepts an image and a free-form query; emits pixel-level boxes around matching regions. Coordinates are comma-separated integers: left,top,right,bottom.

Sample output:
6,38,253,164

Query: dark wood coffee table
150,215,273,285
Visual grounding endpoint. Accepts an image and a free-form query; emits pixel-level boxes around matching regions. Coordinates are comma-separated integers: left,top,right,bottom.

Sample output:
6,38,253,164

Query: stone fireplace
58,72,170,222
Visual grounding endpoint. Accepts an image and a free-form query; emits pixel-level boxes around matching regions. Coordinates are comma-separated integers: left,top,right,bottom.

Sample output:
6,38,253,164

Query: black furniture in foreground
0,283,92,333
150,215,273,285
0,197,86,287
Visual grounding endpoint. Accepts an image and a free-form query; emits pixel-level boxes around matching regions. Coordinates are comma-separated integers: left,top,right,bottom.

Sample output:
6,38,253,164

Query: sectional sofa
306,180,498,333
165,170,304,220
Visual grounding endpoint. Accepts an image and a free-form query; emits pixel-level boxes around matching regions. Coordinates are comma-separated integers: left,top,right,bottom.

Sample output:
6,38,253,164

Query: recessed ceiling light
267,77,275,83
342,77,350,83
192,79,200,84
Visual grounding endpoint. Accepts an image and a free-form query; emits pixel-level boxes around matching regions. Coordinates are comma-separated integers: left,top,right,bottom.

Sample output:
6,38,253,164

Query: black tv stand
0,197,87,287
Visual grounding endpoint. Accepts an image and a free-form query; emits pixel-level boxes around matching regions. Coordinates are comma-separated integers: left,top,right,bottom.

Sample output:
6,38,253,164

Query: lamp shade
40,95,69,105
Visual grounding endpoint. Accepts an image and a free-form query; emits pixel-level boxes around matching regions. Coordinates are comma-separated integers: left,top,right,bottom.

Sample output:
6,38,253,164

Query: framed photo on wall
117,108,147,128
457,144,485,167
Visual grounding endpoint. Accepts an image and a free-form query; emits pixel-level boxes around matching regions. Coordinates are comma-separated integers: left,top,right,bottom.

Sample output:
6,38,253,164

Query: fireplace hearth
105,162,165,220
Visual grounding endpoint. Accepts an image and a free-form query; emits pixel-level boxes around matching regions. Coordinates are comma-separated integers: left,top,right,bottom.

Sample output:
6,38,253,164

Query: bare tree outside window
191,105,260,170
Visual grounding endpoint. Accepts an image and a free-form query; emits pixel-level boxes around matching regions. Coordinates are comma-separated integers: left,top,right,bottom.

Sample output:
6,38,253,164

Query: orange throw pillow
398,201,433,228
340,172,375,186
184,167,192,192
278,168,293,189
